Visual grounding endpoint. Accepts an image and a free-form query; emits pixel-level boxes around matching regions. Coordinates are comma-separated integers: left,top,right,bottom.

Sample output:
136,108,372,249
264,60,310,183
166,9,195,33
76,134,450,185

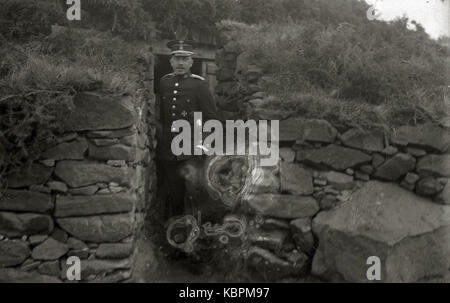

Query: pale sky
365,0,450,39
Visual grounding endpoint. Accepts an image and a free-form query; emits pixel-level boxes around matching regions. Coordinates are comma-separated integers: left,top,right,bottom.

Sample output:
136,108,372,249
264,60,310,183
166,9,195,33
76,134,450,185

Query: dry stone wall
0,53,156,283
240,119,450,282
215,33,450,282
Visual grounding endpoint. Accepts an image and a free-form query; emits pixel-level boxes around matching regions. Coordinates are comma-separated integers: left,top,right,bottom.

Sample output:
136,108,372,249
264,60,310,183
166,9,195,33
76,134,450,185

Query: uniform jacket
156,72,219,161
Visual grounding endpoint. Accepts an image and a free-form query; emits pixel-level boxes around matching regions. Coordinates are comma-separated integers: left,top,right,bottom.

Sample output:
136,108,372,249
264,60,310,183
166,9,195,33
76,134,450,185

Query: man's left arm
197,80,220,121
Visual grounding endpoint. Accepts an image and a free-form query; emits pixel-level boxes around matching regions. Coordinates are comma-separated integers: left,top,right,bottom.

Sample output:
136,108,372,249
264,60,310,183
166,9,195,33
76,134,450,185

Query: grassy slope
0,27,147,96
218,20,449,128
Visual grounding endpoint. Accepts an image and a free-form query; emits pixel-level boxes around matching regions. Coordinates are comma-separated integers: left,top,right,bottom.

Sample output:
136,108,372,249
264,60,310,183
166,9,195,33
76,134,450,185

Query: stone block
88,144,136,161
325,171,355,190
0,190,52,213
416,154,450,177
0,241,30,267
280,162,313,195
55,161,131,188
0,212,53,237
55,193,135,217
246,194,319,219
57,214,134,243
341,128,384,152
41,138,87,160
302,145,371,171
374,153,416,181
7,164,53,188
95,243,134,259
58,92,135,132
392,124,450,153
31,238,68,261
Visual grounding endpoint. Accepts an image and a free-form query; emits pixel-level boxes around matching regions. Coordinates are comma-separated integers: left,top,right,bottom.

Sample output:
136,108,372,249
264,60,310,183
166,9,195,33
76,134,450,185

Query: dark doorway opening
147,53,258,283
146,54,222,281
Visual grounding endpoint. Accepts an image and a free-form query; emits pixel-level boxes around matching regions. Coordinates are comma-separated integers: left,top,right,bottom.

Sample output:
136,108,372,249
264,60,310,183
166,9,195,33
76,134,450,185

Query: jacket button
172,113,176,117
174,90,178,94
173,97,176,101
172,105,176,109
186,99,190,103
175,83,179,87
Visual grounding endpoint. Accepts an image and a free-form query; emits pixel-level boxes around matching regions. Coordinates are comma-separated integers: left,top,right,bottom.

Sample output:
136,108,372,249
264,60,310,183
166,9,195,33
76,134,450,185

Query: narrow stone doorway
134,54,238,282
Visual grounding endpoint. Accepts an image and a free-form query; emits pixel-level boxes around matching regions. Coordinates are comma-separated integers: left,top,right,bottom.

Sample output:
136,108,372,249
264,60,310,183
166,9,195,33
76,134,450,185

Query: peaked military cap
167,40,195,56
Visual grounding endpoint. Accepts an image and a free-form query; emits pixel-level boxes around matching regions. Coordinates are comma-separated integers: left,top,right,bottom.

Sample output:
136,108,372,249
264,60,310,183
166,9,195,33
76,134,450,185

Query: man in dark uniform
156,40,218,222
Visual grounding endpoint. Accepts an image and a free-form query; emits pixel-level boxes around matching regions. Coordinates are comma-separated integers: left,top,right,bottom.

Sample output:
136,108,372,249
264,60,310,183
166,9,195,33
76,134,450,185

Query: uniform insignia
181,110,188,117
190,74,205,81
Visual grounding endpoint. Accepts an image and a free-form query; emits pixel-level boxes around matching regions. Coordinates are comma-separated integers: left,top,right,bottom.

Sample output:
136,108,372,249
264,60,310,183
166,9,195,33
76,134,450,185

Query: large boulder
57,214,134,243
392,124,450,153
299,145,371,171
0,190,53,213
245,194,319,219
58,92,135,131
312,181,450,282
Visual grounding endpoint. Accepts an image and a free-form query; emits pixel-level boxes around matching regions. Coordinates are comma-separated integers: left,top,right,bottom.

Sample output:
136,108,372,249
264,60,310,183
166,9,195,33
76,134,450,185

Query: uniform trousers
158,159,187,220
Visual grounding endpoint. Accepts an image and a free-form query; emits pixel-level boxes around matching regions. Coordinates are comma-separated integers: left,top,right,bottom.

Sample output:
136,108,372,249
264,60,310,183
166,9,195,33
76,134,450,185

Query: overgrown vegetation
0,24,148,186
217,17,449,127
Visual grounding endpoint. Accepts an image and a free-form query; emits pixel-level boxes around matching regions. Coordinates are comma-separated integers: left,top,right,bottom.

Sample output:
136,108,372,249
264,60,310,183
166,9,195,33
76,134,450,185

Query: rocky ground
132,226,230,283
131,205,322,283
132,234,320,283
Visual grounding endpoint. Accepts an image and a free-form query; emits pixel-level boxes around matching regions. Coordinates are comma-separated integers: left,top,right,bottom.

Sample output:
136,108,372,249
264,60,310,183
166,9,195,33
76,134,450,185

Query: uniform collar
175,71,191,80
